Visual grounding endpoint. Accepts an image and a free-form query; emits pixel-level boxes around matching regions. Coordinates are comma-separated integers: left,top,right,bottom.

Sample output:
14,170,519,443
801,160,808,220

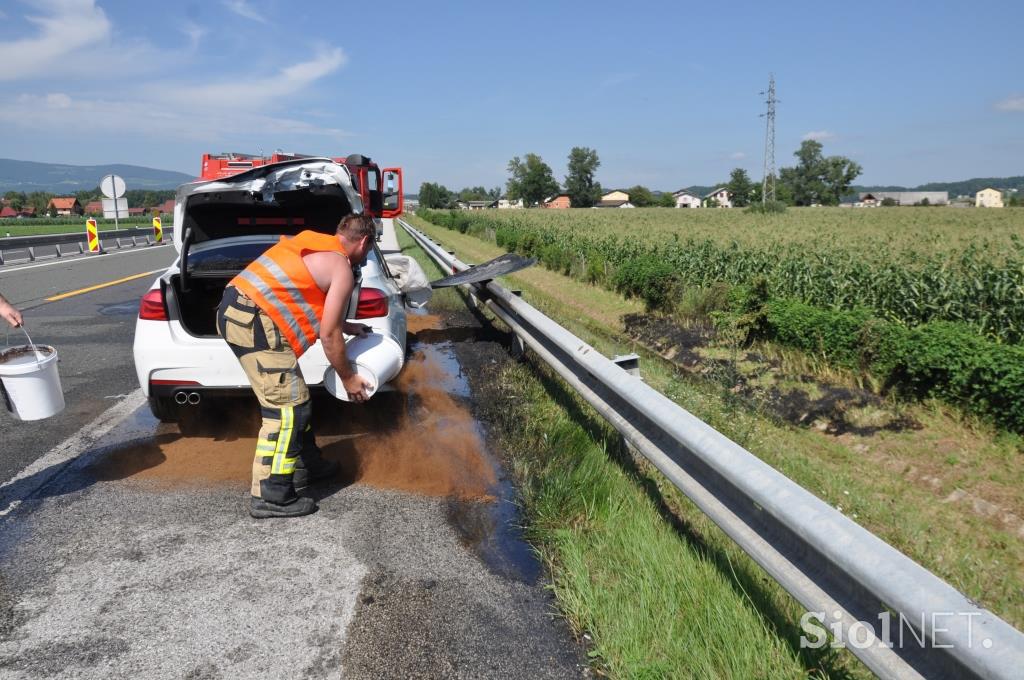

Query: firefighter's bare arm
0,292,22,328
319,261,373,401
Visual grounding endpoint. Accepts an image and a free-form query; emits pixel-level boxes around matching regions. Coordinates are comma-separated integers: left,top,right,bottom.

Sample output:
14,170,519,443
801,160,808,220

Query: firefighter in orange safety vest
216,214,376,518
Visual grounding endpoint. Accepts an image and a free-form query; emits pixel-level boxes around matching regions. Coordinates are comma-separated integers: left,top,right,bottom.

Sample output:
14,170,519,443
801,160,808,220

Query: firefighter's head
336,214,376,264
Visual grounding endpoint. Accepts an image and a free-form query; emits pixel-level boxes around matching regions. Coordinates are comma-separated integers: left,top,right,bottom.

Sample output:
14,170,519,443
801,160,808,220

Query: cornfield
418,207,1024,344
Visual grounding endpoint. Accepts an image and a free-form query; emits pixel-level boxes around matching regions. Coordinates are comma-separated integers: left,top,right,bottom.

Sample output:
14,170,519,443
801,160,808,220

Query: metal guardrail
0,227,173,266
399,218,1024,680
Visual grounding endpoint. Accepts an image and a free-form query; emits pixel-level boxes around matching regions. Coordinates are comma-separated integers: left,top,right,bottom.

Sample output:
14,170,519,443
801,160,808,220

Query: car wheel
148,396,179,423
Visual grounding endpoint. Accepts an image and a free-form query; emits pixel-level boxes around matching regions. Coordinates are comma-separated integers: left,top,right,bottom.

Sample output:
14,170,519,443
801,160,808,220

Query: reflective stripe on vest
229,230,348,357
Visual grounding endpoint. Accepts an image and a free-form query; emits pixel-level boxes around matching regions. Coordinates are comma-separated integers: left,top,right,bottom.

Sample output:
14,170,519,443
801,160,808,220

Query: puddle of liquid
97,301,143,316
85,308,541,582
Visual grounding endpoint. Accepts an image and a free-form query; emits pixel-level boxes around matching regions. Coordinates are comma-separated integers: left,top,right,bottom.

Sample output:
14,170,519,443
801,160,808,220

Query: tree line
2,188,176,214
419,140,863,210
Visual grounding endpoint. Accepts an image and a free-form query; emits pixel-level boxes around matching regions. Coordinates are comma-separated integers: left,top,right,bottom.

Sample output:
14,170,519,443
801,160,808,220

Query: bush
756,299,1024,432
612,256,678,312
745,200,787,214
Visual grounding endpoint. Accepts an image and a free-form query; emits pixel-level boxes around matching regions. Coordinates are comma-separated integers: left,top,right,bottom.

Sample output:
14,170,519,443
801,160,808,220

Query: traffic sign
99,174,126,199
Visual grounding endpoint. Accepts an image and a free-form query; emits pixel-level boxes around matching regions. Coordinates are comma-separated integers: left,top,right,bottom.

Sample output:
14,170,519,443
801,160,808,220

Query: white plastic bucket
323,333,404,402
0,339,65,421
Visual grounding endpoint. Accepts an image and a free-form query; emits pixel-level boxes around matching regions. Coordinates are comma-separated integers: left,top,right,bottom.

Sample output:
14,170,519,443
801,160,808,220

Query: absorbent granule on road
85,347,497,501
343,349,497,501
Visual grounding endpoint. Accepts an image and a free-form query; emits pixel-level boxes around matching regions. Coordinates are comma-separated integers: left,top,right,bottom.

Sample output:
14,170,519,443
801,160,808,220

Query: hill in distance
853,176,1024,197
0,158,194,193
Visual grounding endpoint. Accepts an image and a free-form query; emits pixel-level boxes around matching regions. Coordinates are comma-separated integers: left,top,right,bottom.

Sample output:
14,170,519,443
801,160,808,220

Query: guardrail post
0,251,5,265
55,245,62,258
78,243,85,254
612,353,641,377
27,247,35,262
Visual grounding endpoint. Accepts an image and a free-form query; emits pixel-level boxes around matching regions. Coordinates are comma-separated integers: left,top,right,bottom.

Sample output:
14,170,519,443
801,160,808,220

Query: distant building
456,200,491,210
128,207,145,216
151,199,176,216
83,201,103,215
495,198,524,209
601,190,630,203
672,190,702,209
0,206,17,218
543,194,571,209
703,188,732,208
593,199,634,208
975,187,1004,208
858,191,948,206
19,207,36,218
46,197,83,216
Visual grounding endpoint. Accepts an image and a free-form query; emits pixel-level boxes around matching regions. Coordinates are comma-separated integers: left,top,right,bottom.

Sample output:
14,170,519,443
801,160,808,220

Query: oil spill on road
408,312,542,584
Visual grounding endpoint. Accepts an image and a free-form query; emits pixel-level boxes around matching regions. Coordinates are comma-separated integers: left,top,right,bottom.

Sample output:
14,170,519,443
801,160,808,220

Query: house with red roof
84,200,103,215
0,206,18,218
47,197,83,216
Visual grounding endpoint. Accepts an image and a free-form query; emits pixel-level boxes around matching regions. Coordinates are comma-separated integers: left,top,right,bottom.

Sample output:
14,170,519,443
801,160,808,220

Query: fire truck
199,152,403,219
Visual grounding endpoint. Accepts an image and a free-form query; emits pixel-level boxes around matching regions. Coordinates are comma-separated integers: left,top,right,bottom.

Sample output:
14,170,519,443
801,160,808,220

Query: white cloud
729,151,746,160
0,92,350,142
0,0,111,81
181,21,207,51
153,46,347,109
995,95,1024,112
0,47,351,142
802,130,836,142
223,0,268,23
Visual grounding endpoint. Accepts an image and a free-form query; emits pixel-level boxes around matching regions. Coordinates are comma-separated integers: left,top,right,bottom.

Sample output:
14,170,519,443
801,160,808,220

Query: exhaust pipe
174,392,188,405
187,392,201,405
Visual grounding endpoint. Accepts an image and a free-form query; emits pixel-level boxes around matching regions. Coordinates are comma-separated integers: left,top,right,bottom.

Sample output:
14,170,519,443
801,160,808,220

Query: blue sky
0,0,1021,191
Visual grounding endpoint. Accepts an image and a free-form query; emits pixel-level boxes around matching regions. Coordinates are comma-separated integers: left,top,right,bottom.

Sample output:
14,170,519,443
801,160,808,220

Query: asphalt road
0,230,585,677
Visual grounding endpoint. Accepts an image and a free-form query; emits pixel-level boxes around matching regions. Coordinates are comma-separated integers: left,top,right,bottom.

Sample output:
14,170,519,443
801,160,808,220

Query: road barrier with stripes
0,226,173,266
399,218,1024,680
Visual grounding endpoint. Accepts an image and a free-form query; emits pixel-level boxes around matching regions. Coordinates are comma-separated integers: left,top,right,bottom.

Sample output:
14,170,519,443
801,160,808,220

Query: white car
133,157,416,422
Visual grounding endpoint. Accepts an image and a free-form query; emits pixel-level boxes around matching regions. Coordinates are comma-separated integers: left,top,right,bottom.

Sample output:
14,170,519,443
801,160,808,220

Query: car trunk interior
170,274,234,337
171,186,354,338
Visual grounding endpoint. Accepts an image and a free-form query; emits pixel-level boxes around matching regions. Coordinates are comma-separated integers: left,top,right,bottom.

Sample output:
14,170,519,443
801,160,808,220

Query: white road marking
0,389,147,516
0,242,172,275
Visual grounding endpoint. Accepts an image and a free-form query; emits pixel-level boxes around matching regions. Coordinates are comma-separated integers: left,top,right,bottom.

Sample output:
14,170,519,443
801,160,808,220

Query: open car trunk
169,272,234,338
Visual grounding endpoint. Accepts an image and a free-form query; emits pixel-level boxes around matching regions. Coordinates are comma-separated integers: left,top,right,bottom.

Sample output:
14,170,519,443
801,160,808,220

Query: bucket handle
3,324,46,364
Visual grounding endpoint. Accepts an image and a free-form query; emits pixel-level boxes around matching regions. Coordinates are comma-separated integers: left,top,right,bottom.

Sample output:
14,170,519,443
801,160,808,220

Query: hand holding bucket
0,325,65,421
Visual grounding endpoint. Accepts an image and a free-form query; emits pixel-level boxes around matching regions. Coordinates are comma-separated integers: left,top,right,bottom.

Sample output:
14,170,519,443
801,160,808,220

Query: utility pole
760,74,777,206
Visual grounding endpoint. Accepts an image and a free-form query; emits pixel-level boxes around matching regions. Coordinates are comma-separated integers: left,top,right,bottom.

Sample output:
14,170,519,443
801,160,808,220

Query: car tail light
139,289,168,321
355,287,388,319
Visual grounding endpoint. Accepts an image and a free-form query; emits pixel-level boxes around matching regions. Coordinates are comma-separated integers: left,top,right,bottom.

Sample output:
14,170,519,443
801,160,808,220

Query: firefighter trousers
216,286,317,504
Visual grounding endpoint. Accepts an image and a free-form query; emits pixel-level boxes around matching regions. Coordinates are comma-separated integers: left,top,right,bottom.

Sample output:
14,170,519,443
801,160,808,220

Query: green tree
656,192,676,207
3,191,26,211
625,185,655,207
726,168,754,207
507,153,559,207
418,182,453,209
564,146,602,207
457,186,492,202
778,140,862,206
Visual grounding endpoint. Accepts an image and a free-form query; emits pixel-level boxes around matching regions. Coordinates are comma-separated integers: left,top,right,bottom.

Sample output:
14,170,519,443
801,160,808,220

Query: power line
759,74,777,205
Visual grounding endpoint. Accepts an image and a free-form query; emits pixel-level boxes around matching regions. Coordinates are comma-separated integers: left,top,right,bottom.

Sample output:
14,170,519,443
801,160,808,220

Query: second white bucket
0,345,65,421
323,333,404,402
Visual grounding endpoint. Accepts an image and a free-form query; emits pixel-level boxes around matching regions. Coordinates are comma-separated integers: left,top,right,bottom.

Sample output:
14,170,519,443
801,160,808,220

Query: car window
189,242,273,273
188,239,384,274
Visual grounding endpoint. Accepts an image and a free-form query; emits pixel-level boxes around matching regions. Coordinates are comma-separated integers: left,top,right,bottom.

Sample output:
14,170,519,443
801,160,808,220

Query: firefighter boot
250,473,318,519
249,495,317,519
292,427,339,489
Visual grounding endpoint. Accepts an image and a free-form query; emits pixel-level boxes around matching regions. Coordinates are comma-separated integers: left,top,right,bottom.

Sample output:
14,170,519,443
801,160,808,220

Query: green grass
0,219,155,238
402,214,1024,636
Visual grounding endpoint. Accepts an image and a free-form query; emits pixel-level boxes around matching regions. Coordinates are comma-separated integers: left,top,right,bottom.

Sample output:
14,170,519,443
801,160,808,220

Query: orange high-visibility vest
230,230,349,357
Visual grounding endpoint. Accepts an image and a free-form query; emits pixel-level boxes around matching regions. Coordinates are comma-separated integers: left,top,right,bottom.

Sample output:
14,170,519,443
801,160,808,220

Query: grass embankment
396,225,839,678
400,213,1024,672
0,219,154,238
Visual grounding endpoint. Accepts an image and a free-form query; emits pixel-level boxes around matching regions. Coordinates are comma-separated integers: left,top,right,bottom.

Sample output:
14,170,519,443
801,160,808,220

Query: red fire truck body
199,152,403,219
